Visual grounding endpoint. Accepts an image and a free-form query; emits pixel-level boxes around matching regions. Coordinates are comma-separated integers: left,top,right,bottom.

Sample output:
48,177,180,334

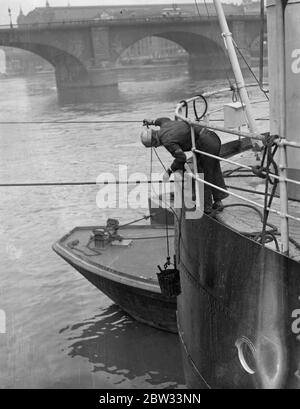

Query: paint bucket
157,268,181,297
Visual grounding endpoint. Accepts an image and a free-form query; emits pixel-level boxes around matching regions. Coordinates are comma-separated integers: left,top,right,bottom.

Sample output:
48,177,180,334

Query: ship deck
55,225,174,284
217,149,300,262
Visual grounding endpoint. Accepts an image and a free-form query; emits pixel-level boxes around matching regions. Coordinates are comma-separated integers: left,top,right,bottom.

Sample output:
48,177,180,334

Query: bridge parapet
0,14,262,31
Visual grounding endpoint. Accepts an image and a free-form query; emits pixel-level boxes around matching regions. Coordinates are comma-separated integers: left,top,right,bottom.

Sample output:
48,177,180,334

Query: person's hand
162,169,172,183
143,119,153,127
163,171,170,183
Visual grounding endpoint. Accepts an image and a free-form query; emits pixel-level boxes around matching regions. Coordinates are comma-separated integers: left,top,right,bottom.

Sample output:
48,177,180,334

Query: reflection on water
66,305,185,389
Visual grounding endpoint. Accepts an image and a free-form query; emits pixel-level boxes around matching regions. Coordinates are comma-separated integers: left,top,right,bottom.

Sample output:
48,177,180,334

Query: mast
266,0,285,139
213,0,260,143
259,0,266,87
284,0,300,200
266,0,289,253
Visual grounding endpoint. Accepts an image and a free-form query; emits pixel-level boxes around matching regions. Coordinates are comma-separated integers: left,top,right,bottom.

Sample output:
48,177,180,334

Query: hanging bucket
157,268,181,297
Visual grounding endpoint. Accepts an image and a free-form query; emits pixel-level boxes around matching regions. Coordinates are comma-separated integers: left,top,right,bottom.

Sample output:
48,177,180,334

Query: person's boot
204,206,213,215
212,200,224,212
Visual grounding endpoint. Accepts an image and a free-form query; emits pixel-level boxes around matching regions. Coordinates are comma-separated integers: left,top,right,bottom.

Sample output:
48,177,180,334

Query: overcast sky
1,0,238,25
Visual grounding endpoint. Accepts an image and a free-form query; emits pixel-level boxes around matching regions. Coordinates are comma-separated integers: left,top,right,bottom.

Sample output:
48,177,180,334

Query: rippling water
0,65,266,389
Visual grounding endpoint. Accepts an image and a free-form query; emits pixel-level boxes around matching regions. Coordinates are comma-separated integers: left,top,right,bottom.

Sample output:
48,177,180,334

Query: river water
0,65,265,389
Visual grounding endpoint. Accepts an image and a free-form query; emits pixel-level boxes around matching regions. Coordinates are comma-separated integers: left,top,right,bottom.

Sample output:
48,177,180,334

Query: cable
259,0,266,88
0,120,143,125
193,94,208,121
123,235,174,240
0,180,174,187
289,236,300,251
118,214,152,229
153,148,168,172
203,0,210,18
222,203,278,235
194,0,202,18
164,184,170,260
232,39,269,101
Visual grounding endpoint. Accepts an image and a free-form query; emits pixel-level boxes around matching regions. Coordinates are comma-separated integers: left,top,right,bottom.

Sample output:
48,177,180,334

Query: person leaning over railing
141,117,229,214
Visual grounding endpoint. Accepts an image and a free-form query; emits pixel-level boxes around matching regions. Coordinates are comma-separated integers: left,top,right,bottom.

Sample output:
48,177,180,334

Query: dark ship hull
177,211,300,388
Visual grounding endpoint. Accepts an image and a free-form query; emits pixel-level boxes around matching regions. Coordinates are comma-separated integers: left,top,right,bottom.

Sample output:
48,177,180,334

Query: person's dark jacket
154,117,204,172
153,117,228,209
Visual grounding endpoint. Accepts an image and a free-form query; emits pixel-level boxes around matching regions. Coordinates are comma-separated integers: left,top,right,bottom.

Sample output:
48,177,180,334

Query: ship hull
177,212,300,389
59,254,177,333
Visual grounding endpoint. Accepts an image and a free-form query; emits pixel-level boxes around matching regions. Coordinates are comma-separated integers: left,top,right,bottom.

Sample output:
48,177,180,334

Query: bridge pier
54,25,120,102
55,66,118,91
55,64,118,103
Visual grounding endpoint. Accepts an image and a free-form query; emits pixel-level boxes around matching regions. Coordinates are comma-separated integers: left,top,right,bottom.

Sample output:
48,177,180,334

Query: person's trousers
196,130,228,210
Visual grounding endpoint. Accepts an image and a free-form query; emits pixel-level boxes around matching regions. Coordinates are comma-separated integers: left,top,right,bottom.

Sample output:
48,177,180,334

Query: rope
0,180,174,187
118,214,153,229
203,0,211,19
194,0,202,18
259,0,265,88
179,100,188,118
164,183,171,260
232,39,269,101
151,147,172,261
176,169,185,264
260,136,279,245
123,235,174,240
150,147,153,180
153,148,168,172
0,120,143,125
221,203,278,236
289,236,300,251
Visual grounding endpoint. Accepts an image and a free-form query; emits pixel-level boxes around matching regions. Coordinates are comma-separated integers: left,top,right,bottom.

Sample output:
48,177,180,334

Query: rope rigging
232,39,269,101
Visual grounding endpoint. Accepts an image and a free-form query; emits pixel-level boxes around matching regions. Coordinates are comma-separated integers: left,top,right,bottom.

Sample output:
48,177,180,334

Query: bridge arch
117,36,188,65
0,41,89,90
111,30,230,79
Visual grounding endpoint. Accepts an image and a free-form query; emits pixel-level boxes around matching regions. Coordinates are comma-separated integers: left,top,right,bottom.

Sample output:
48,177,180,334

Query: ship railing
175,91,300,255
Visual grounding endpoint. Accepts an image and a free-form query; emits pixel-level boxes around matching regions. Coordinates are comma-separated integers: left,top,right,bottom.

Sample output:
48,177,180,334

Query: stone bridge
0,15,263,98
